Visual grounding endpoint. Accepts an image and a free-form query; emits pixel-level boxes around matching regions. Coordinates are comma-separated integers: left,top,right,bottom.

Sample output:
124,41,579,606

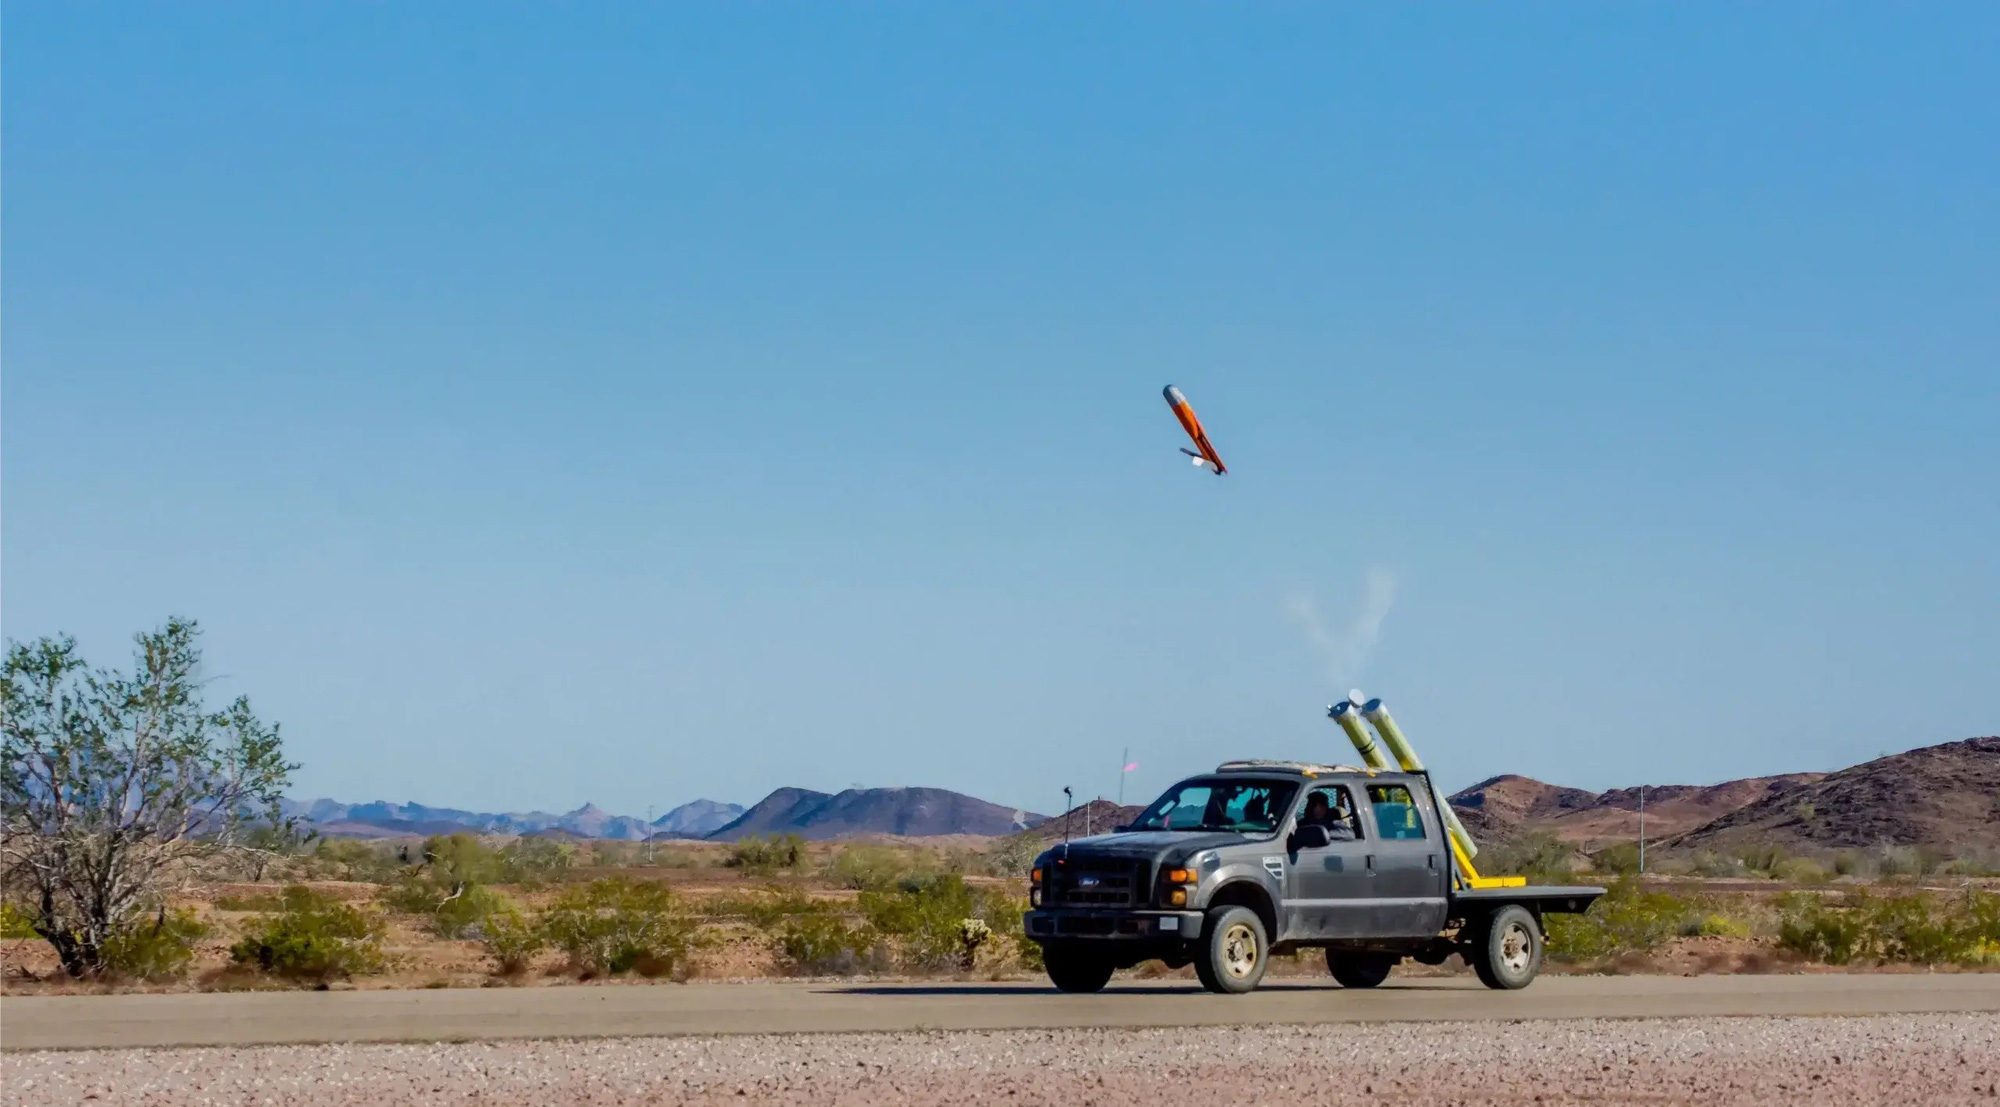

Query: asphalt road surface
6,973,1998,1050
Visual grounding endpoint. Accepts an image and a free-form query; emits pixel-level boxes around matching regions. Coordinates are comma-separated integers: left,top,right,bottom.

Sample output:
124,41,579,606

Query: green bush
230,886,384,981
0,901,38,938
858,874,1020,972
1482,833,1579,883
1591,842,1642,877
983,835,1041,879
309,839,406,884
776,911,876,975
539,877,699,977
824,845,929,891
213,892,286,912
1543,881,1709,962
100,907,209,980
726,834,806,873
1771,857,1830,884
1777,889,2000,966
478,898,546,975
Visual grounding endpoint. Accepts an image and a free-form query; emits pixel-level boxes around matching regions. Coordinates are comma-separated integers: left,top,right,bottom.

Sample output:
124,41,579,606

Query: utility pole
1637,785,1646,876
646,805,656,865
1117,747,1129,807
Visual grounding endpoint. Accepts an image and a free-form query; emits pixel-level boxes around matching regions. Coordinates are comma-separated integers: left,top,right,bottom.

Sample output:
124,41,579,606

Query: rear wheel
1194,906,1269,994
1043,945,1115,993
1326,950,1395,988
1467,905,1542,990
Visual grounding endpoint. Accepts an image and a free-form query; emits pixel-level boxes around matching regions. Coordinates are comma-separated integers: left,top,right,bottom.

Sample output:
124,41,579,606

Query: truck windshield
1129,779,1298,834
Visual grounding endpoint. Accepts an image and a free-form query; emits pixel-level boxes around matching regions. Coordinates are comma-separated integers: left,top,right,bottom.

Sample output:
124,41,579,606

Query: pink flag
1123,762,1139,772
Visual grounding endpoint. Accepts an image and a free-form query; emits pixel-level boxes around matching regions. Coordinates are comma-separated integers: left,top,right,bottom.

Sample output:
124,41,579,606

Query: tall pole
646,805,656,865
1638,785,1646,876
1118,747,1129,807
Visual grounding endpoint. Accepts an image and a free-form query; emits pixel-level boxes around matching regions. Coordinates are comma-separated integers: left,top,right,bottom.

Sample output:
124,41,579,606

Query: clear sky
5,3,1995,817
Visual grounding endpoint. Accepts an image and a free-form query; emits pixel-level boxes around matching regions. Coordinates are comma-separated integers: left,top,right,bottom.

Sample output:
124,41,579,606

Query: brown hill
1448,773,1824,848
706,786,1047,842
1664,737,2000,853
1448,775,1598,840
1007,800,1149,847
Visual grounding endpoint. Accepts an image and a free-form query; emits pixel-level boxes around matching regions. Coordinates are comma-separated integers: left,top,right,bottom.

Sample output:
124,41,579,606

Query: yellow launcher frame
1329,700,1524,890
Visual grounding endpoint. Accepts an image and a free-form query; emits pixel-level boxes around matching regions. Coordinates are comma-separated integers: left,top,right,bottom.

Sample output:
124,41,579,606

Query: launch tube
1328,701,1391,770
1361,698,1478,859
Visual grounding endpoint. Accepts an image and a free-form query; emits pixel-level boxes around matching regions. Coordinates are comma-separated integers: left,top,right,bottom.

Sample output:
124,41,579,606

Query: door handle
1365,854,1375,872
1427,854,1436,870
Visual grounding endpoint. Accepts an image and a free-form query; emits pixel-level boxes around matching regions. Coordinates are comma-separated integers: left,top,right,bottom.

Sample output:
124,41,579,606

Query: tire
1326,950,1395,989
1043,946,1115,993
1466,905,1542,990
1195,906,1269,994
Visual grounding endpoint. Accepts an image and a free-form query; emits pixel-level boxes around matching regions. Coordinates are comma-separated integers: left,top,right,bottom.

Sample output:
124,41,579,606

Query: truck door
1360,782,1449,936
1283,784,1374,941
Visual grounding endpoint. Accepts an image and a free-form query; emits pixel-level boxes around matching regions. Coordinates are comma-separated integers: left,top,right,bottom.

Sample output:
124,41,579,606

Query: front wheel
1194,906,1269,994
1326,950,1395,988
1467,905,1543,990
1043,946,1115,993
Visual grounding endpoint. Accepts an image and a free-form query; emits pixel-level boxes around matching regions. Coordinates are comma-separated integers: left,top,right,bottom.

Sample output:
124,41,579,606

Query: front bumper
1024,909,1203,942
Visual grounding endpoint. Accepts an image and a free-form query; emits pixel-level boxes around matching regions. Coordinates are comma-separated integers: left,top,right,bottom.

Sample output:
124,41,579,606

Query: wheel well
1205,880,1278,940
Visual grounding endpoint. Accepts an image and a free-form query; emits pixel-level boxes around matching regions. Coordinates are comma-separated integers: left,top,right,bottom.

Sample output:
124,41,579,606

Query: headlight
1164,867,1195,884
1168,888,1188,906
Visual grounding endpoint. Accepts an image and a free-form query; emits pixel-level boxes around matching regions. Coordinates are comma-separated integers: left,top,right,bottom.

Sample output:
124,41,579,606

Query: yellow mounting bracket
1451,836,1526,889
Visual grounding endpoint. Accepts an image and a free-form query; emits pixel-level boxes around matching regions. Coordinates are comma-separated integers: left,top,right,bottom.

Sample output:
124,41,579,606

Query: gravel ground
7,1014,1997,1106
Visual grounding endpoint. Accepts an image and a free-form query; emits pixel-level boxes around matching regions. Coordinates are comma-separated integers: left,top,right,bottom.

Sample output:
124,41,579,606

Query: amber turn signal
1030,867,1042,883
1164,868,1195,884
1168,888,1188,906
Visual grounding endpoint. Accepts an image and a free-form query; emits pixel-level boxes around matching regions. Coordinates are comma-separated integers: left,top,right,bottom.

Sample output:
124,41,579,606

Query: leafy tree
2,619,296,977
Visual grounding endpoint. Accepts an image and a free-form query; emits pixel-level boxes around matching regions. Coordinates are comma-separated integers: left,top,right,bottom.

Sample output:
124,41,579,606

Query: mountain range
279,797,745,841
284,736,1997,852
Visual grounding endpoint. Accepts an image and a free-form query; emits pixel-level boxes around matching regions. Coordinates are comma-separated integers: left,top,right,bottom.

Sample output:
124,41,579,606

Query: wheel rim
1221,922,1259,979
1499,921,1533,975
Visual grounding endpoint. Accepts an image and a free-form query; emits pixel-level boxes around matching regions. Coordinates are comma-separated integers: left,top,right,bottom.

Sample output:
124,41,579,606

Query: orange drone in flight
1162,385,1227,475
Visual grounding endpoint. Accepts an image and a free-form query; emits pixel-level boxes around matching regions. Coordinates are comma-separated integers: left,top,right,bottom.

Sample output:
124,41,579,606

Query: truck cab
1024,761,1603,994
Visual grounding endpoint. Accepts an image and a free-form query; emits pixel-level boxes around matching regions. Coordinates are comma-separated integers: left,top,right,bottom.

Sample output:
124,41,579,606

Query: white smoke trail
1285,568,1398,687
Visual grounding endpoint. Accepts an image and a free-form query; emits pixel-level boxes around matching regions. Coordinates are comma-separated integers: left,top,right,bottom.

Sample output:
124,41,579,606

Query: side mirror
1289,824,1331,851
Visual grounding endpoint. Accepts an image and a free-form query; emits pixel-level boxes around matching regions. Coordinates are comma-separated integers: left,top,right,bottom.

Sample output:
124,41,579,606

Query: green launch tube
1327,701,1391,769
1360,698,1478,858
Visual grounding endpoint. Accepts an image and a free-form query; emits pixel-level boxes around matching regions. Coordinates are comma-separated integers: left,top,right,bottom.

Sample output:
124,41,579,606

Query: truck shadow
826,981,1385,996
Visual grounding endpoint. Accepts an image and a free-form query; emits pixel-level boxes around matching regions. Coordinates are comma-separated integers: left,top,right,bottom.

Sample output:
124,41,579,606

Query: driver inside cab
1300,790,1358,841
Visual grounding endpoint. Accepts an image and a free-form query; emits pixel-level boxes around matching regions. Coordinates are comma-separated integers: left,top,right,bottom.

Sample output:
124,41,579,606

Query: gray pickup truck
1024,760,1603,994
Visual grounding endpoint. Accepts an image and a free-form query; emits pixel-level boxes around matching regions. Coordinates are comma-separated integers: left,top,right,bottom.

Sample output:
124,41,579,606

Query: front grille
1045,857,1147,907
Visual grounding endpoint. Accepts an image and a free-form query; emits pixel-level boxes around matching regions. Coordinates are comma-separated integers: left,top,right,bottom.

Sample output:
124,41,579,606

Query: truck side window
1365,784,1427,841
1298,786,1361,840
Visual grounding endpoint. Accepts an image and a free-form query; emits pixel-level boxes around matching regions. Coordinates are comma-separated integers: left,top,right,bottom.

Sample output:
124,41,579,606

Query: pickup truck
1023,760,1603,994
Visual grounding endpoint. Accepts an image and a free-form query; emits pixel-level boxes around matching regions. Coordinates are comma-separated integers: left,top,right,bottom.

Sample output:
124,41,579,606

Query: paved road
5,974,1997,1050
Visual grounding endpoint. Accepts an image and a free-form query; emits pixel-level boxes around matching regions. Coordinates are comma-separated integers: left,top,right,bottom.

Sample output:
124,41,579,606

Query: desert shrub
497,837,577,884
1681,913,1752,939
477,898,546,975
213,892,286,912
858,874,1020,972
1687,850,1744,878
1875,844,1940,878
1735,843,1789,877
1778,889,2000,966
309,839,406,884
1542,881,1706,962
382,833,519,938
775,910,876,975
707,884,828,927
230,886,384,980
823,845,930,890
1591,842,1642,877
726,834,806,873
99,907,209,980
1482,833,1579,883
539,877,699,977
1830,851,1872,879
1771,857,1829,884
0,900,38,938
983,835,1041,879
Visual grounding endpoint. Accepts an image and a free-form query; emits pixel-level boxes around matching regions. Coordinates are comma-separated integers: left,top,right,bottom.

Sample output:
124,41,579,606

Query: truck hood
1046,830,1249,860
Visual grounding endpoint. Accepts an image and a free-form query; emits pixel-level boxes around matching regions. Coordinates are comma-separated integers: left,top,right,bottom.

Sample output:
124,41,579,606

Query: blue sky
5,3,1995,817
